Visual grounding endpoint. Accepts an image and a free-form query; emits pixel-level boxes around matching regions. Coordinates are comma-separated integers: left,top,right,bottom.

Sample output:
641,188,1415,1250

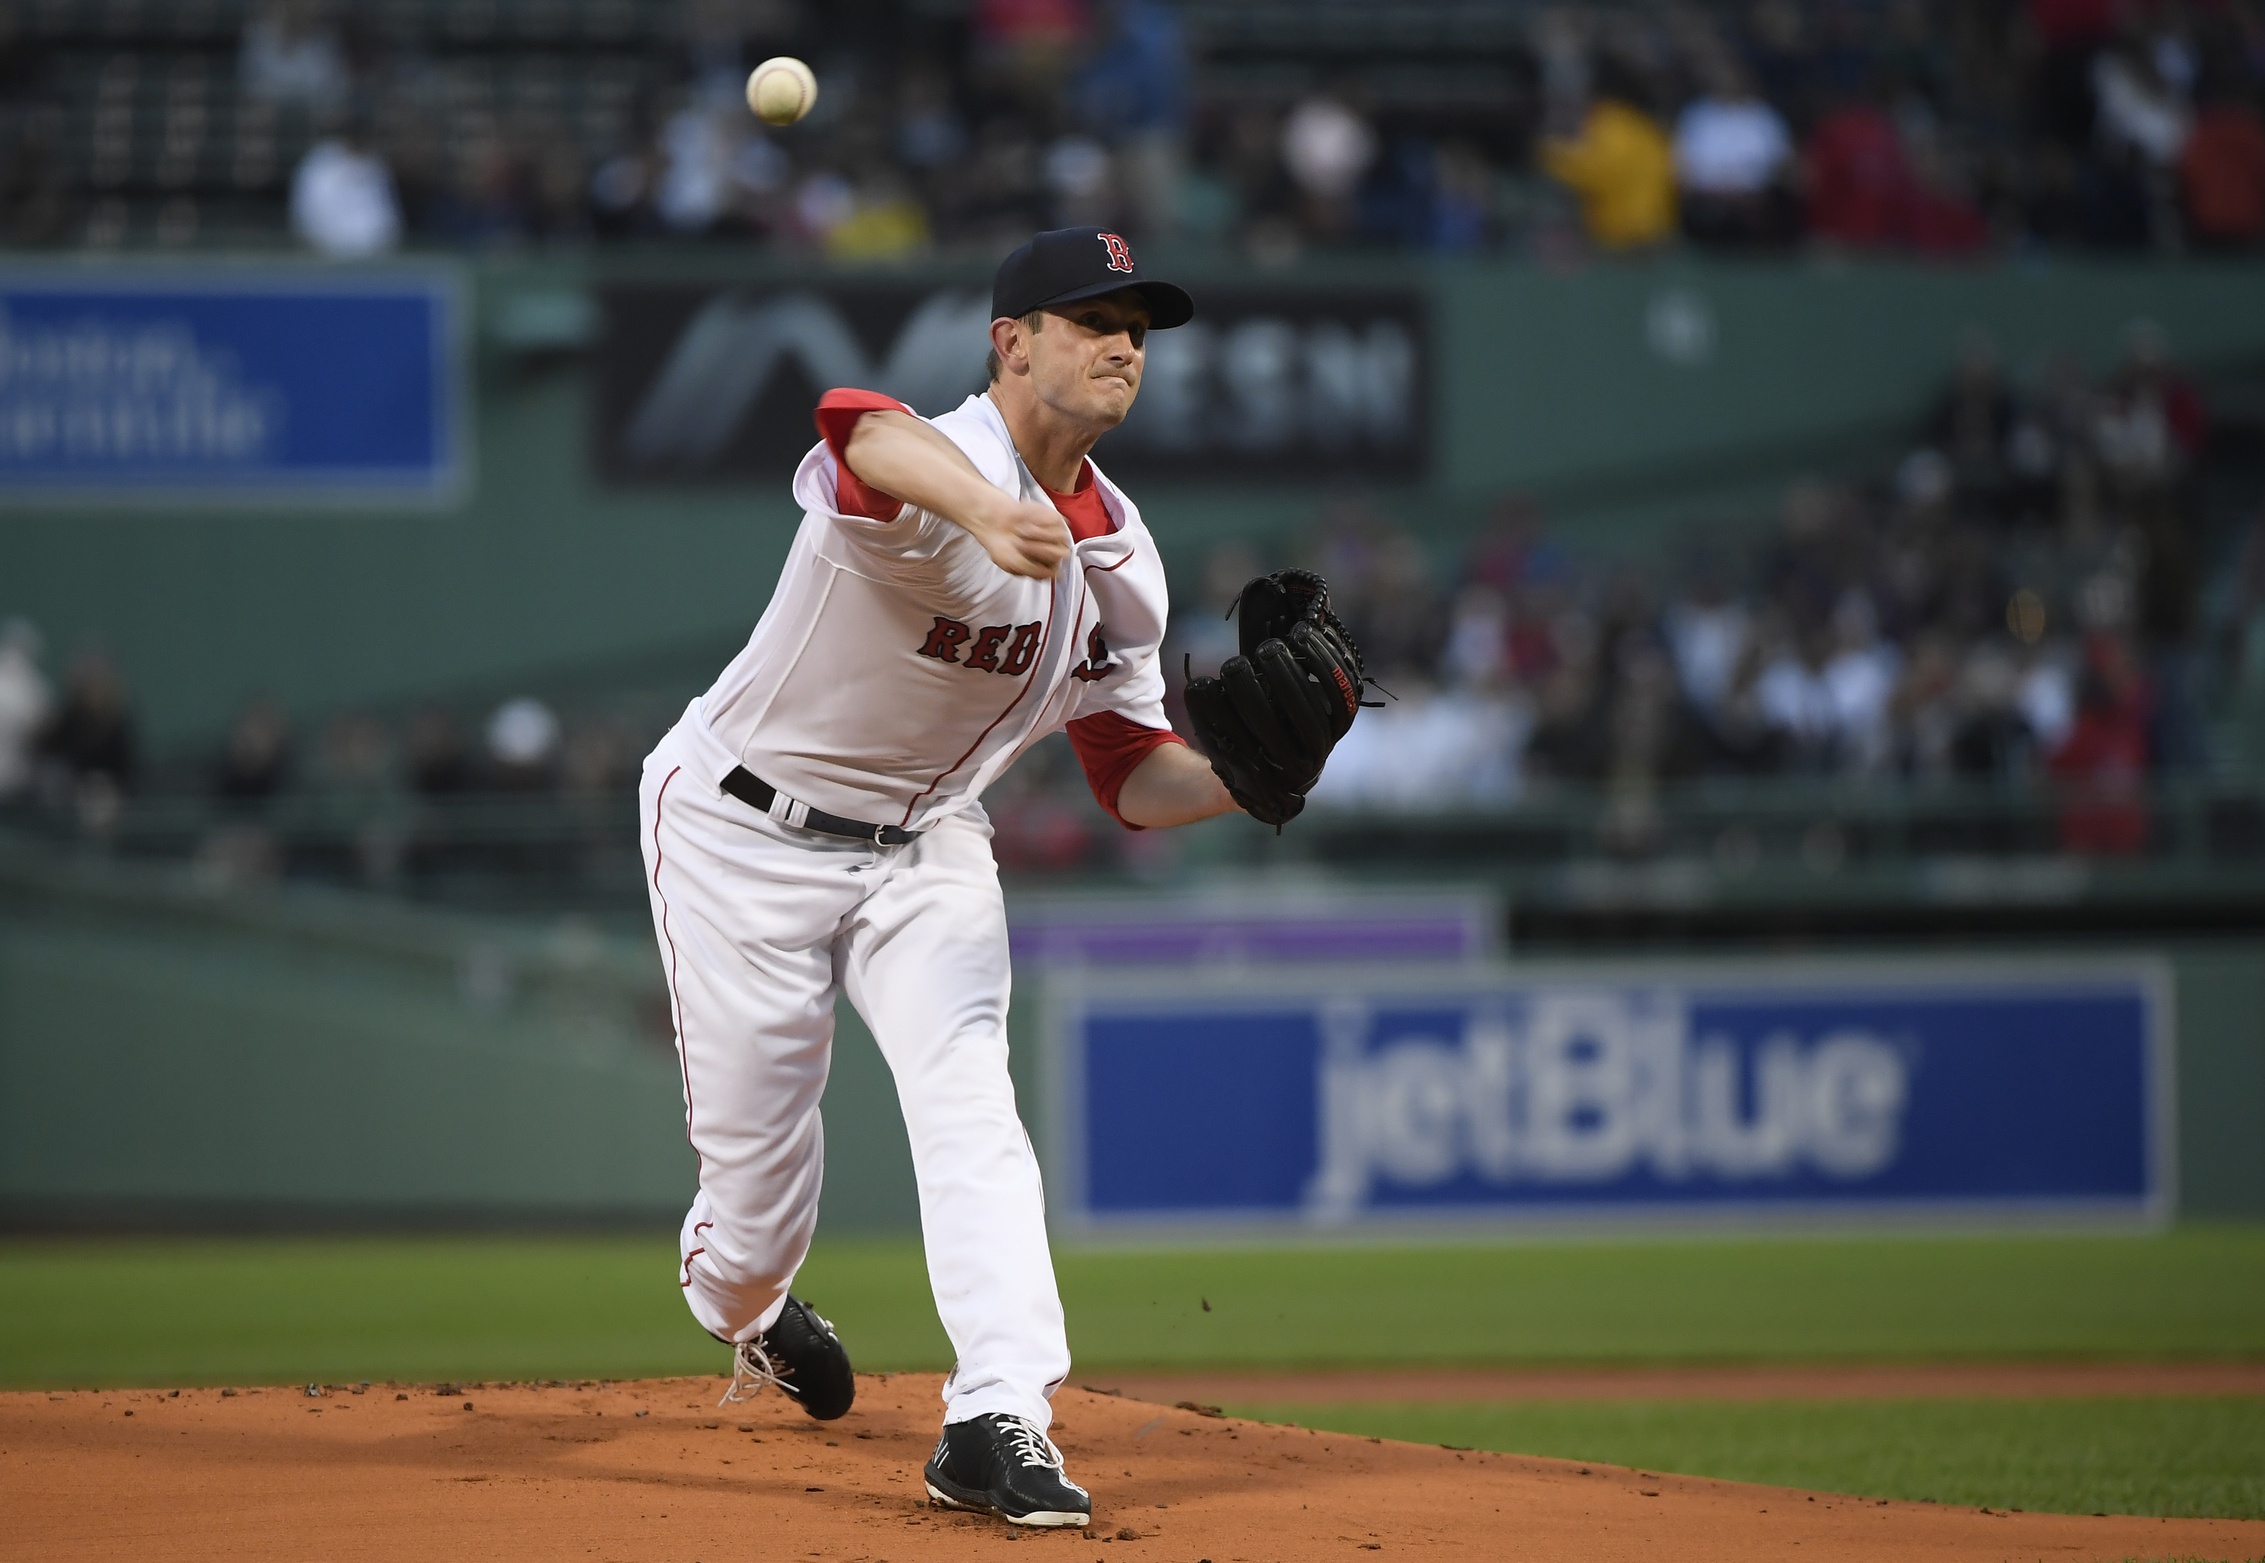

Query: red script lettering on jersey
1069,623,1111,682
917,617,971,661
918,616,1043,675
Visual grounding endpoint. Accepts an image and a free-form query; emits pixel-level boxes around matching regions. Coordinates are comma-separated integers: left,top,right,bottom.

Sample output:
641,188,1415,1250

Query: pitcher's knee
896,1025,1015,1109
680,1215,811,1339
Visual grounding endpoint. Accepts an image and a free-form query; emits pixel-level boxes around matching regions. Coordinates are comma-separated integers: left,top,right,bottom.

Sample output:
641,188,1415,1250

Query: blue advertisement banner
1047,960,2173,1232
0,266,463,502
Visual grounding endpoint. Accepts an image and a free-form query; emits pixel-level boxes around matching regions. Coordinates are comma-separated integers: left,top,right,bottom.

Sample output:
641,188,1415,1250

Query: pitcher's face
1028,291,1150,430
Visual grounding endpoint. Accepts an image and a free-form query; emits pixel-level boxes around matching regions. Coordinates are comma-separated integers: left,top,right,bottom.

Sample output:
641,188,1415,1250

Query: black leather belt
722,766,921,846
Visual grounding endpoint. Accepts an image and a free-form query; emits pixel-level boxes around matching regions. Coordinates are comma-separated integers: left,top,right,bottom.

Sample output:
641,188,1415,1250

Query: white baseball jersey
688,390,1174,831
641,385,1184,1438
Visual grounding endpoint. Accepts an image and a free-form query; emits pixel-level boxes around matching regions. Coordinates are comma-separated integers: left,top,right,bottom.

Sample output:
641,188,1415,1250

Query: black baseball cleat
719,1294,855,1420
923,1412,1092,1528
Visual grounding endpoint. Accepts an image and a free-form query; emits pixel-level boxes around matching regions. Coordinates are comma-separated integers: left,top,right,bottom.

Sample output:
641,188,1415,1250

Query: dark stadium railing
9,770,2264,940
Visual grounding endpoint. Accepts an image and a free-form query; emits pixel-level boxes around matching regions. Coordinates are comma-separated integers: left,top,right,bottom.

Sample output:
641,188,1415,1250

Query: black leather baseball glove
1183,569,1370,829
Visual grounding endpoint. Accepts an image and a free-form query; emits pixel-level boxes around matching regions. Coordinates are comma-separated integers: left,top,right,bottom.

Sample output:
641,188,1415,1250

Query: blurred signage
1047,960,2172,1232
1008,890,1497,969
594,282,1427,485
1101,287,1426,481
0,266,463,503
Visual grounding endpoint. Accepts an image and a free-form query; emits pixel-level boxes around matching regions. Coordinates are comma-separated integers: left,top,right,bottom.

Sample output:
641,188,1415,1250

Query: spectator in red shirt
2180,74,2265,249
2049,632,2153,856
973,0,1092,102
2030,0,2124,48
975,0,1090,47
1805,98,1913,247
1805,84,1991,254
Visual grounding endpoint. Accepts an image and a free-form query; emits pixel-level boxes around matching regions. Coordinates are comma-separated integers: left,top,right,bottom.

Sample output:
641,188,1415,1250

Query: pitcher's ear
989,315,1033,377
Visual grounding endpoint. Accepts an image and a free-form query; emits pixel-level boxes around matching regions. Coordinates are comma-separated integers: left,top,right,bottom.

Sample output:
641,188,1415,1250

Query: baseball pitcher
637,227,1367,1528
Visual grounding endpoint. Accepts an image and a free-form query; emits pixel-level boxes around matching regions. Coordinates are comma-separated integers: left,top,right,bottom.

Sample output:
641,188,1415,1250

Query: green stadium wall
3,253,2262,745
3,859,2260,1229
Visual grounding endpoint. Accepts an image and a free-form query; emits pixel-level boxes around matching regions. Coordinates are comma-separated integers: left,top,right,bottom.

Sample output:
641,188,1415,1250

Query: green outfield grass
1047,1227,2265,1369
4,1228,2264,1388
1222,1397,2265,1521
4,1229,2261,1521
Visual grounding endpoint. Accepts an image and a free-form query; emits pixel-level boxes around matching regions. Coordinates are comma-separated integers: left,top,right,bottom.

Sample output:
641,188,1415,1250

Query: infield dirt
4,1373,2260,1562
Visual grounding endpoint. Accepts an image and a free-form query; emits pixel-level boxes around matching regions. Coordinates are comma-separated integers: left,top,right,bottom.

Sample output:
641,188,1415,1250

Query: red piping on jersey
897,581,1060,827
1000,564,1090,769
650,765,702,1177
884,443,1134,826
681,1219,712,1289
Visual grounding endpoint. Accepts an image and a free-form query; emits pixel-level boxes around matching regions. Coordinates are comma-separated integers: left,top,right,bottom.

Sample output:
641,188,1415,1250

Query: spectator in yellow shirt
1541,65,1677,250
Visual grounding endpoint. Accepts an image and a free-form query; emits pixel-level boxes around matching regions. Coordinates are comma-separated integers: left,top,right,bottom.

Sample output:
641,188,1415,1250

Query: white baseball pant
638,714,1070,1429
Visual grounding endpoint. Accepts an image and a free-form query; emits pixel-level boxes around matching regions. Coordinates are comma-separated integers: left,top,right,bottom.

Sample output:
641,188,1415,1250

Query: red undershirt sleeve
1066,711,1188,829
813,387,914,521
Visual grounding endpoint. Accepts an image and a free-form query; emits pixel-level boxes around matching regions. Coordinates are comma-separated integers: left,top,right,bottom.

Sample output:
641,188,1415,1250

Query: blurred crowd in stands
1149,322,2263,863
5,0,2265,257
0,623,658,888
0,647,643,819
4,330,2264,879
1533,0,2265,256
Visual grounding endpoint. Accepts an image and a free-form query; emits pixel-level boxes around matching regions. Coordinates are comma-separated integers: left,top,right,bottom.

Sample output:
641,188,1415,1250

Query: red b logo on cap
1098,232,1135,273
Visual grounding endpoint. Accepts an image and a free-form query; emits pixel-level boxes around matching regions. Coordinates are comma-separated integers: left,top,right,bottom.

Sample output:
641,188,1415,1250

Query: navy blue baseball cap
991,227,1194,330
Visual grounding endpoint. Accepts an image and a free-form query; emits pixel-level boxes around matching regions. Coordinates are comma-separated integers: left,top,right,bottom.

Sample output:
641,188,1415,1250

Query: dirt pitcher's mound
4,1375,2260,1563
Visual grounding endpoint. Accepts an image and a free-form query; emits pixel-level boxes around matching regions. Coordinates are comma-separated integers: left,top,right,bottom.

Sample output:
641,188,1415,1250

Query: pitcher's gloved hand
1182,569,1371,829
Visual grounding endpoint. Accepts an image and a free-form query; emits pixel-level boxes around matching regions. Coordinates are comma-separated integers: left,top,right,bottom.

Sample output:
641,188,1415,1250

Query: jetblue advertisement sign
596,282,1427,485
1047,961,2173,1231
0,266,463,502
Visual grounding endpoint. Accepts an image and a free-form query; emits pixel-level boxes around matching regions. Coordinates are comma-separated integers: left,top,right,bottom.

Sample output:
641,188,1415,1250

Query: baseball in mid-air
747,56,818,125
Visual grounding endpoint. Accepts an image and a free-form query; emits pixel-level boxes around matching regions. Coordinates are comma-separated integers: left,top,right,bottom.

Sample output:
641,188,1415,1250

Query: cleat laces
998,1415,1068,1474
721,1337,798,1408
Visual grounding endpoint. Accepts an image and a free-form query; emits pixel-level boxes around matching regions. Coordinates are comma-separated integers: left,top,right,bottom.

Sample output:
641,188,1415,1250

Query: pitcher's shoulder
929,393,1022,491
